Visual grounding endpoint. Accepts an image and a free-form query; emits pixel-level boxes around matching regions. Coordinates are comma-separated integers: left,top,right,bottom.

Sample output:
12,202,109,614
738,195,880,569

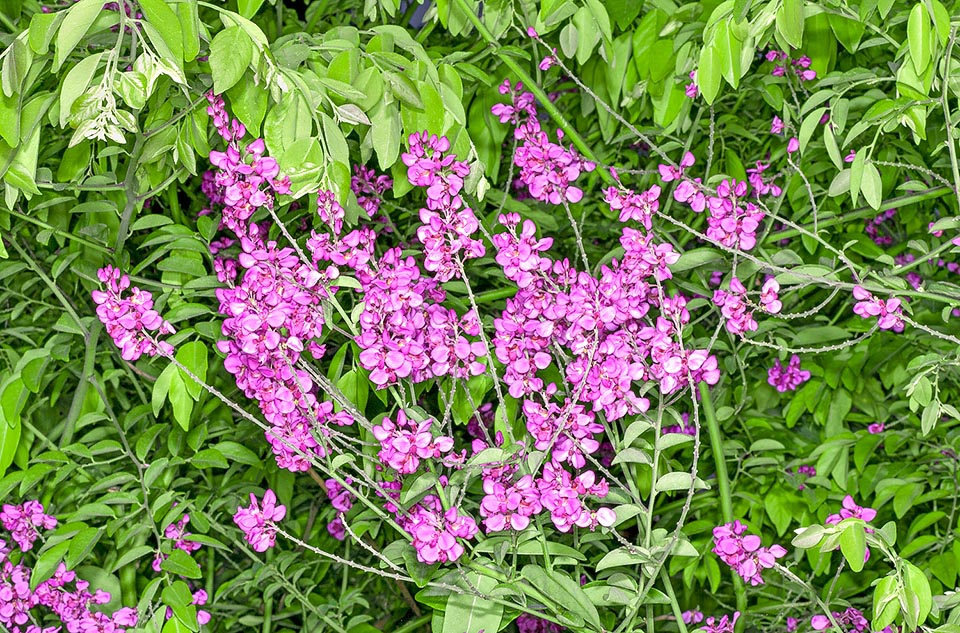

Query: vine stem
699,382,747,622
660,567,689,633
451,0,615,186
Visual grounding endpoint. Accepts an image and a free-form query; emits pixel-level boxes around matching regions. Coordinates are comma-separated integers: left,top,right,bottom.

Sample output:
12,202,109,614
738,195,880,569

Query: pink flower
771,116,784,134
852,286,905,332
372,410,454,474
92,266,175,361
787,137,799,153
702,612,740,633
539,50,557,70
760,278,782,314
826,495,877,524
768,355,810,392
685,71,699,98
868,422,884,434
1,501,57,552
712,521,786,585
234,490,286,552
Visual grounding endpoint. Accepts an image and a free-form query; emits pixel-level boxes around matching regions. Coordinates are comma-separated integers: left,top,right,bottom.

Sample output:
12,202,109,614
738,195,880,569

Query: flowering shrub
2,1,960,633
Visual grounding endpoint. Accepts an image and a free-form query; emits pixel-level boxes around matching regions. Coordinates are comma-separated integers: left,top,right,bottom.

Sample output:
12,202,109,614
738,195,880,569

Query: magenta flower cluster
713,278,758,335
325,478,355,541
699,612,740,633
206,93,290,238
372,409,455,474
516,613,566,633
351,164,392,218
866,208,897,246
712,521,786,586
767,355,811,392
0,502,138,633
0,502,56,552
498,80,596,204
810,607,869,632
825,496,876,525
92,265,175,361
766,50,817,81
401,132,485,281
234,490,287,552
852,286,904,332
351,246,487,387
152,513,202,572
204,95,359,472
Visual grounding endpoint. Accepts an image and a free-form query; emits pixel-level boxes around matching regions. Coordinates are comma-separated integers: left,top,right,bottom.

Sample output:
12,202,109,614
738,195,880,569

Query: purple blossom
1,502,57,552
92,266,175,361
712,521,786,585
234,490,286,552
768,355,811,392
852,286,905,332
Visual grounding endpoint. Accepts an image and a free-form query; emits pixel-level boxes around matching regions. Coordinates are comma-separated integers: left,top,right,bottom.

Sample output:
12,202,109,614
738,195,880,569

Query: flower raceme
233,490,287,553
0,502,56,552
92,265,175,361
852,286,905,332
712,521,786,585
767,355,811,392
0,502,138,633
497,79,596,204
400,131,485,282
372,410,455,474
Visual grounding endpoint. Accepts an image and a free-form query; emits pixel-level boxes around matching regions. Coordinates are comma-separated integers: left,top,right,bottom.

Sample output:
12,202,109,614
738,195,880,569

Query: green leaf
191,448,228,469
839,521,866,572
903,561,932,630
522,565,601,629
792,525,827,549
175,1,200,62
29,12,61,55
209,26,253,94
764,493,794,536
214,441,260,466
908,3,931,74
31,540,71,590
138,0,184,65
1,377,27,427
162,580,199,631
226,77,268,136
862,162,883,210
698,42,722,104
655,472,701,492
111,544,155,572
596,547,646,571
238,0,267,18
370,100,400,170
175,341,208,401
66,526,102,569
672,247,723,272
849,149,866,206
161,549,202,579
824,126,843,169
873,575,900,631
714,20,743,88
54,0,102,70
573,6,600,66
384,72,423,110
0,415,20,479
611,448,651,465
776,0,804,48
401,471,438,506
153,363,176,416
168,371,193,431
